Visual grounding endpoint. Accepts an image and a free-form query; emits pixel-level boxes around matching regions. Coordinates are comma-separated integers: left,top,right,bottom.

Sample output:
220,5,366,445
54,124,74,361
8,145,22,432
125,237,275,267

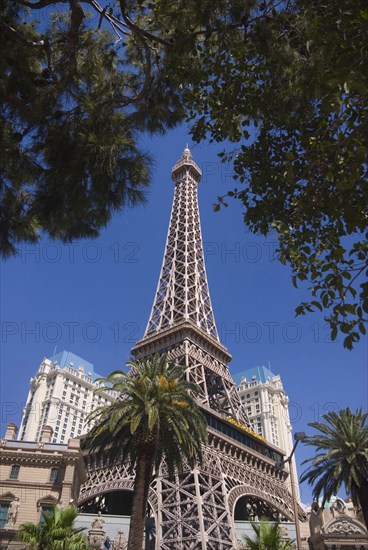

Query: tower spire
144,147,219,340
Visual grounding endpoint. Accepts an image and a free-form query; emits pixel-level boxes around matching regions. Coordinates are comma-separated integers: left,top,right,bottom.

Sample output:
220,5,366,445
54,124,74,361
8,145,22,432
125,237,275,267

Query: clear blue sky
1,126,367,505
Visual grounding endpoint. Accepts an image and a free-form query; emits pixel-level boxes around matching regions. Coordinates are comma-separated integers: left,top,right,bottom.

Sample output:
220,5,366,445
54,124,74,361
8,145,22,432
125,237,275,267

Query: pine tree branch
0,18,44,46
119,0,171,47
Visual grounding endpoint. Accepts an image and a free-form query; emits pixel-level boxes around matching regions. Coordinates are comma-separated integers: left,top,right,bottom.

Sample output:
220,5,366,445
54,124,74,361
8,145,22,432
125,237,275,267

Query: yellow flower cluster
226,416,266,443
158,376,178,390
159,376,169,388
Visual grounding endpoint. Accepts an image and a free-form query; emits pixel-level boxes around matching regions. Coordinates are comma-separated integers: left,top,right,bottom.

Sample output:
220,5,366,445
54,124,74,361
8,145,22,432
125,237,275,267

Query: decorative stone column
87,512,106,549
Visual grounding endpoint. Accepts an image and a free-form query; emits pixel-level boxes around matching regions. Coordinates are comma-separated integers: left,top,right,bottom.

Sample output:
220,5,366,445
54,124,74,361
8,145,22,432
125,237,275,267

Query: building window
49,468,59,483
40,506,53,523
0,503,10,528
9,465,20,480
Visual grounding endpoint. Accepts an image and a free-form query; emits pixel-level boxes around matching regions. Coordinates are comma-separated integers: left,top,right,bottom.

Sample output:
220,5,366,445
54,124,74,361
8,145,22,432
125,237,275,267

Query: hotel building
19,351,117,444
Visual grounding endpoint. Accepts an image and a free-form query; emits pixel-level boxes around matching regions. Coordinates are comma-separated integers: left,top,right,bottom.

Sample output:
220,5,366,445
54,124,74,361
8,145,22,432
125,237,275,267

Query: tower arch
228,485,294,523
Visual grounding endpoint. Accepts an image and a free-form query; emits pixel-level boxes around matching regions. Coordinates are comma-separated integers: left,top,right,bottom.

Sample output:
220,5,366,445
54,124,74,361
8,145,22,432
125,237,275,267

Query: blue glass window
9,465,20,480
40,506,53,524
0,503,9,528
49,468,59,483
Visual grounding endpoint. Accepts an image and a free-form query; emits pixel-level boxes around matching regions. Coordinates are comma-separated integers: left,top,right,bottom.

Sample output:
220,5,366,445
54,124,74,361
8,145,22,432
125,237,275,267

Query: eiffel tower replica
80,147,303,549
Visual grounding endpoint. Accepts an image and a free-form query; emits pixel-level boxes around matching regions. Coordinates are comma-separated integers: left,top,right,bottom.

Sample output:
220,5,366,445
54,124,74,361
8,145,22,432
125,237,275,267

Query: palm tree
19,505,88,550
82,354,208,550
241,520,295,549
300,407,368,528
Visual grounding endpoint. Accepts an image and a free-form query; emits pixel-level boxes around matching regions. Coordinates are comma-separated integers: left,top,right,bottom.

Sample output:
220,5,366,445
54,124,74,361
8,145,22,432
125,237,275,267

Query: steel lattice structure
79,148,305,549
145,148,218,340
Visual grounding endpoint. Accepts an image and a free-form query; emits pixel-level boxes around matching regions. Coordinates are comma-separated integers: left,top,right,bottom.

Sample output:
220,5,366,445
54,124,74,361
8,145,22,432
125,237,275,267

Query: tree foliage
0,1,182,257
301,407,368,529
241,520,296,550
2,0,367,346
152,0,368,348
18,505,88,550
82,354,207,550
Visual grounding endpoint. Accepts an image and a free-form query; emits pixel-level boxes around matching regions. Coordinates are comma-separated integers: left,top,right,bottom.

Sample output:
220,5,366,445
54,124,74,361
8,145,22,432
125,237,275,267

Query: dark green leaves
241,520,296,550
19,505,89,550
0,2,183,256
82,354,207,477
157,0,368,348
301,408,368,528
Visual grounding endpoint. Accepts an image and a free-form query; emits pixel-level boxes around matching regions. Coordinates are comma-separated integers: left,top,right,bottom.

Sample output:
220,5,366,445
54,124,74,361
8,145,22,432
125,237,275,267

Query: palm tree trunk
357,482,368,529
128,450,154,550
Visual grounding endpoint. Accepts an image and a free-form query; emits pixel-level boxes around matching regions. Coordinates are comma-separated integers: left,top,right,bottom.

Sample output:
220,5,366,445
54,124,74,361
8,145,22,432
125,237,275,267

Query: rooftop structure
19,352,117,444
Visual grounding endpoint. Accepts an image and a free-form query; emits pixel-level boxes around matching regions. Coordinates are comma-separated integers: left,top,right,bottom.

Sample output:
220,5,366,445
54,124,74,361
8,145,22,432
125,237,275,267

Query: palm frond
301,407,368,516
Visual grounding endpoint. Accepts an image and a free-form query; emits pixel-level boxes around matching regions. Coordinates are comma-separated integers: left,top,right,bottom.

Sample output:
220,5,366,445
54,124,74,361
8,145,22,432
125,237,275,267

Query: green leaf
343,304,356,315
130,414,142,434
148,407,158,431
